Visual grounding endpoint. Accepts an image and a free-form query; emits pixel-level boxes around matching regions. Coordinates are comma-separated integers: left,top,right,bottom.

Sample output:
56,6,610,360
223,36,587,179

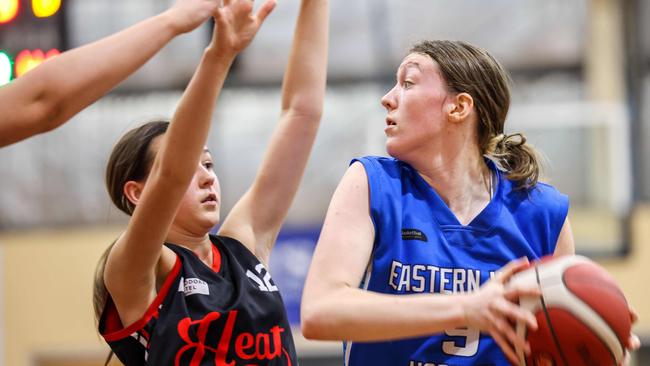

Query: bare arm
218,0,329,264
104,0,276,327
301,163,467,340
301,162,539,363
553,217,575,256
0,0,221,148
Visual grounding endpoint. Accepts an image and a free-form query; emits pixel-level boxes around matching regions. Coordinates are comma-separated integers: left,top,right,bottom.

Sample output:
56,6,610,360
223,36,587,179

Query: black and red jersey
99,235,298,365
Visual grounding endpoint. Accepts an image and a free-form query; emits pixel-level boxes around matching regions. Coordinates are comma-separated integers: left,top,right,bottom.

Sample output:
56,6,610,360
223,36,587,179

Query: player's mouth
201,193,218,205
385,117,397,134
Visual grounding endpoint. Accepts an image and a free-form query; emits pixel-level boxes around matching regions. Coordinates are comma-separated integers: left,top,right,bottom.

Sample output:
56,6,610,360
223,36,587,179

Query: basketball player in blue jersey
0,0,223,148
301,40,639,365
92,0,329,364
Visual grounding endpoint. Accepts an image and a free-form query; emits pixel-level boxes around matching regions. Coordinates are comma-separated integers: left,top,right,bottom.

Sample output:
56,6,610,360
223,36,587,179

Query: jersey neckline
407,159,503,232
164,237,222,273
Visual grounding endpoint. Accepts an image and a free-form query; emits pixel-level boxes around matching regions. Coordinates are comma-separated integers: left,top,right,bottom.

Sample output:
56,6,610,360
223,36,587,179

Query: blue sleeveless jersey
344,156,569,366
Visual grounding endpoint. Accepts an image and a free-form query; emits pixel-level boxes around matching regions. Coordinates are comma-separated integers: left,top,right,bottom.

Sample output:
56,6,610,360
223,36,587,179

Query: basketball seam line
537,264,570,366
561,269,620,364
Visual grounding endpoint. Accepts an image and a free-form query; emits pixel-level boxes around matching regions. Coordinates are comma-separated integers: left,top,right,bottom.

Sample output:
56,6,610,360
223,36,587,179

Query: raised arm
103,0,276,326
0,0,221,148
301,162,540,363
218,0,329,263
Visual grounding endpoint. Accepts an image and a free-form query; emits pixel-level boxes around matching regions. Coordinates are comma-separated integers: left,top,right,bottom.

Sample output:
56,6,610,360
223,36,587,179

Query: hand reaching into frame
209,0,277,57
166,0,223,34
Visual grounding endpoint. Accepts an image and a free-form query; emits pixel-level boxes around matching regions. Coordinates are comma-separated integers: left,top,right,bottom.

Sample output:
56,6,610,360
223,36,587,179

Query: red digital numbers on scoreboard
15,48,59,77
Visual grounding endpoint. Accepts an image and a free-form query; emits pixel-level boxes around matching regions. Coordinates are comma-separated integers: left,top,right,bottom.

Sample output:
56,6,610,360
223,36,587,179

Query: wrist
202,47,236,66
203,46,237,63
159,8,185,37
455,293,472,328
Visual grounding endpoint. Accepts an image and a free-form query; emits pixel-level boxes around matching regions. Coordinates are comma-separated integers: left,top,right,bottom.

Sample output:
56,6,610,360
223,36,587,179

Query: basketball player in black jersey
0,0,222,148
92,0,329,364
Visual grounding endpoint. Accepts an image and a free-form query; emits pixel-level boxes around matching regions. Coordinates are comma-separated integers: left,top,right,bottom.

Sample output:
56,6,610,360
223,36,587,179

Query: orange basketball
509,255,632,365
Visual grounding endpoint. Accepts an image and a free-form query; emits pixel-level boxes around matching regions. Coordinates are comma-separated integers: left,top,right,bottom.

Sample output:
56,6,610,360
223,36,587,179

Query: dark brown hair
410,40,542,190
105,120,170,215
93,120,169,337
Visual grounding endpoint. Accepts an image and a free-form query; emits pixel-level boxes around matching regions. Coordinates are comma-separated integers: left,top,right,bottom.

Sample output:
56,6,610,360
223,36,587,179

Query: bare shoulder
341,161,369,191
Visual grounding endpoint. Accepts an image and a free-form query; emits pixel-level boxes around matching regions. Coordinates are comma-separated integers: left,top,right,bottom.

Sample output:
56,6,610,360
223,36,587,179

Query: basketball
509,255,632,366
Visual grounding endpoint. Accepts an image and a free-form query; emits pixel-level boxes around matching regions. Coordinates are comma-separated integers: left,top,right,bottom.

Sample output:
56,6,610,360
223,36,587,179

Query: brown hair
93,120,169,336
105,120,170,215
410,40,542,190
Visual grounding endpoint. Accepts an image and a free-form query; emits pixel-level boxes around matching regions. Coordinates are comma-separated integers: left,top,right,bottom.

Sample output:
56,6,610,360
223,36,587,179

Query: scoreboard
0,0,65,85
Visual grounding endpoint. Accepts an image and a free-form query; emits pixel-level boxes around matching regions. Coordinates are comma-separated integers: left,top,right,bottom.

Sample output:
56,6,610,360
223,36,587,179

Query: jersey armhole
100,255,182,342
549,193,570,254
350,158,381,249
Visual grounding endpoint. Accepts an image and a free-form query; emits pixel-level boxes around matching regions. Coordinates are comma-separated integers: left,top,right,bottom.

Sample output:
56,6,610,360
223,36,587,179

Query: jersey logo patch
178,277,210,296
402,228,428,242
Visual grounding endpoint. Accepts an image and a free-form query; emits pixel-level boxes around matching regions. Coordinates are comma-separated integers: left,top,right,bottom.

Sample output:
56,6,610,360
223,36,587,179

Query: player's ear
447,92,474,123
123,180,144,207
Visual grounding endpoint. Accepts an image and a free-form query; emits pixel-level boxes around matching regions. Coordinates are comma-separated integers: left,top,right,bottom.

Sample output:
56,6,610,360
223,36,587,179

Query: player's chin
385,139,398,156
196,211,220,229
206,212,220,226
385,140,407,161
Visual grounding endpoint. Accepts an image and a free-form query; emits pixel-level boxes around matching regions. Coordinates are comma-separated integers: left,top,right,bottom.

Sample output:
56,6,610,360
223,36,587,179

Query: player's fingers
496,257,531,283
490,329,520,365
627,333,641,350
619,350,631,366
504,282,541,301
629,305,638,323
206,0,221,12
492,315,530,355
214,7,227,27
492,298,538,331
255,0,276,24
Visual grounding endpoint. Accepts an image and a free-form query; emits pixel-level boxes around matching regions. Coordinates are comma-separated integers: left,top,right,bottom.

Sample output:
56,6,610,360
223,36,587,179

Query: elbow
300,295,334,340
31,98,64,135
300,304,325,340
282,100,324,123
284,109,323,125
296,107,323,122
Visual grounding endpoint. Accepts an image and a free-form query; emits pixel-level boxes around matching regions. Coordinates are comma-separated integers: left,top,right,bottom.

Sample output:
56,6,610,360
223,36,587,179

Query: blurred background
1,0,649,365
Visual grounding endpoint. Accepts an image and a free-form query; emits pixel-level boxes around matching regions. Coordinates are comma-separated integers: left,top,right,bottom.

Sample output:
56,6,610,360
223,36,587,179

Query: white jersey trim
344,257,374,366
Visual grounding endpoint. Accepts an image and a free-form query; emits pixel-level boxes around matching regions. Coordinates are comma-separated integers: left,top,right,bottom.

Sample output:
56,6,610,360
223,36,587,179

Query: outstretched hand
462,257,540,365
167,0,222,34
209,0,277,57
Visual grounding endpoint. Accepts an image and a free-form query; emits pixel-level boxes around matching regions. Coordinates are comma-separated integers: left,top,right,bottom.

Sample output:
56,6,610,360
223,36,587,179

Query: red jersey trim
211,242,221,272
101,255,182,342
